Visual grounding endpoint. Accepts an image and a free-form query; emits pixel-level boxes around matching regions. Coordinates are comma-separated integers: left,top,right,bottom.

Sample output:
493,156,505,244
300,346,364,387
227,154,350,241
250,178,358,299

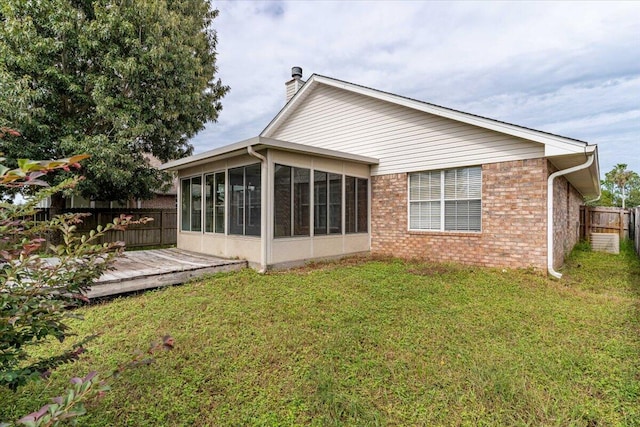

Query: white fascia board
259,137,378,164
159,136,261,171
263,74,589,154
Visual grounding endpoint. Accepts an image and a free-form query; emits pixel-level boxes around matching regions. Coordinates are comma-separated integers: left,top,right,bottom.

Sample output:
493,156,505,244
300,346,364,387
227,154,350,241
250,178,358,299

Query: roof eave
159,136,379,172
159,136,262,171
548,145,600,199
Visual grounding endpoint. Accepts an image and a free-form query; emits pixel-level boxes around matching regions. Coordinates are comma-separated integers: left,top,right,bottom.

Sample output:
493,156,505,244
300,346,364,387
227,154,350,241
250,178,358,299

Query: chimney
285,66,304,102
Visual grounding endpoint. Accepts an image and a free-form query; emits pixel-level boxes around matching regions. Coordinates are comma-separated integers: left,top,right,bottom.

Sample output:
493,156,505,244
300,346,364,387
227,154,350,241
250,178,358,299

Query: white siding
271,85,545,175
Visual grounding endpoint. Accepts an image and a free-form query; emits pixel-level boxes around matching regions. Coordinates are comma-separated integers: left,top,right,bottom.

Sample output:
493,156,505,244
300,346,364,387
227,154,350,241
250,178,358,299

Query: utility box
590,232,620,254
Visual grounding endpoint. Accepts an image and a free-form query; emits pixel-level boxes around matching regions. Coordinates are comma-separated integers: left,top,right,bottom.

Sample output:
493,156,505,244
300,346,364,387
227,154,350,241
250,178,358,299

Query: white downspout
547,153,595,279
247,145,268,273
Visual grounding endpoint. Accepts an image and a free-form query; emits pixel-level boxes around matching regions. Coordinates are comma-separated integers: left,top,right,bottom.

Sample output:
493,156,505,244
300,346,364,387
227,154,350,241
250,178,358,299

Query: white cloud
193,0,640,176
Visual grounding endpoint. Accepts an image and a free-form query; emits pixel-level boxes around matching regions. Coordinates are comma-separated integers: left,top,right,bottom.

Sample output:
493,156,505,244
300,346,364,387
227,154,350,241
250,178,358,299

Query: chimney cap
291,66,303,79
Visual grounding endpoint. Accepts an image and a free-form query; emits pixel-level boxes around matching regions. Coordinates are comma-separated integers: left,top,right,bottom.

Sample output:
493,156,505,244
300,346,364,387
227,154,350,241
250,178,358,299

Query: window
205,172,225,233
181,176,202,232
313,171,342,235
345,176,368,233
274,166,368,237
274,165,310,237
409,166,481,232
229,164,261,236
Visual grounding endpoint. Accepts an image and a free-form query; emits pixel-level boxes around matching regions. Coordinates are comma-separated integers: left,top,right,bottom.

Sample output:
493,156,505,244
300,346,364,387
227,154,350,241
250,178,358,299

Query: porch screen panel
345,176,356,233
181,178,191,231
345,176,367,233
191,176,202,232
204,172,226,233
274,165,292,237
329,173,342,234
215,172,225,233
314,171,328,235
205,174,214,233
294,168,310,236
229,164,261,236
274,165,310,238
229,167,244,235
245,164,261,236
356,178,368,233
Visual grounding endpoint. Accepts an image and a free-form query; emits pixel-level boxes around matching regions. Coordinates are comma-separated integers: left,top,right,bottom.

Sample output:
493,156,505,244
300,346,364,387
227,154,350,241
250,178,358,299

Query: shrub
1,128,163,425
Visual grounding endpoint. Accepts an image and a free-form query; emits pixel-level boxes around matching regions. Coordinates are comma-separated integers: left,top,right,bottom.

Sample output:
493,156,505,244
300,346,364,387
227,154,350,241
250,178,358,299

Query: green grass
2,243,639,426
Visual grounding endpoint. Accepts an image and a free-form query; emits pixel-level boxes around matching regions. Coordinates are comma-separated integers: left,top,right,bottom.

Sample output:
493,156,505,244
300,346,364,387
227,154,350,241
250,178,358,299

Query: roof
162,72,599,198
263,74,592,157
260,73,600,198
159,136,379,172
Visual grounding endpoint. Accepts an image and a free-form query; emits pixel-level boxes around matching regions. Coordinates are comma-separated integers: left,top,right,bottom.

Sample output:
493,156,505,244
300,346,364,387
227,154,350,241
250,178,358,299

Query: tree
601,164,640,208
0,0,228,208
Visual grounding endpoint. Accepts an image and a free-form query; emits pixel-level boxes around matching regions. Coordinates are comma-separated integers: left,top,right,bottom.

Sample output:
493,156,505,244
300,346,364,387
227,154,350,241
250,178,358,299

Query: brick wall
371,158,550,270
552,169,583,268
139,194,176,209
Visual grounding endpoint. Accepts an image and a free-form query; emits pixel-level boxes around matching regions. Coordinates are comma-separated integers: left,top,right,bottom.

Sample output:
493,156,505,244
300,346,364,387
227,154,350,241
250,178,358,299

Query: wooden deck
89,248,247,298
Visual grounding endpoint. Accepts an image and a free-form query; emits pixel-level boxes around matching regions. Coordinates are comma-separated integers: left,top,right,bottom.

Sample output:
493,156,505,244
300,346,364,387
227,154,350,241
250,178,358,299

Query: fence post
585,206,591,242
160,211,164,246
619,210,624,240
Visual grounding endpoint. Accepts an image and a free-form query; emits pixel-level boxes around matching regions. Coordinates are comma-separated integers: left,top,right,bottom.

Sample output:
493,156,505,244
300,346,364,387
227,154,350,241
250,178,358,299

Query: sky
191,0,640,178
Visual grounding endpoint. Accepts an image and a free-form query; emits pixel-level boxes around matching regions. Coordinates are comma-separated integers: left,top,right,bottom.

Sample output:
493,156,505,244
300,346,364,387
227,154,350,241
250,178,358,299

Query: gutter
247,145,268,273
547,153,595,279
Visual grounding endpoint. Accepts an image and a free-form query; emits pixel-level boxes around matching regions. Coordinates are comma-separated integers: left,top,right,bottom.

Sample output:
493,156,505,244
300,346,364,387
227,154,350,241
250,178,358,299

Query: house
39,155,177,209
160,67,600,277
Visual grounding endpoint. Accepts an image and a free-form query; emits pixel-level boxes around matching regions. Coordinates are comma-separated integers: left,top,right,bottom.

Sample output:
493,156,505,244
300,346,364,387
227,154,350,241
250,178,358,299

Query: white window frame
408,166,482,232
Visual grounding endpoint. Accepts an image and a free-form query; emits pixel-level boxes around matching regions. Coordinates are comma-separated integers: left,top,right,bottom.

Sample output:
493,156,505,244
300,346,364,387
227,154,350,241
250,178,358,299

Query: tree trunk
49,192,66,246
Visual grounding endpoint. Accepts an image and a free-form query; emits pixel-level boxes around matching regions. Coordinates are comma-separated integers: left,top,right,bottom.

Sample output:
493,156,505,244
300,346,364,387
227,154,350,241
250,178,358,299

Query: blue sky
192,0,640,177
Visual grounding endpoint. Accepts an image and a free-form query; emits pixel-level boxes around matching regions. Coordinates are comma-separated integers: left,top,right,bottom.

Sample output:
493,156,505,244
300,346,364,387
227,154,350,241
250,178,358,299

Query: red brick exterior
138,194,176,209
370,158,579,271
552,171,583,269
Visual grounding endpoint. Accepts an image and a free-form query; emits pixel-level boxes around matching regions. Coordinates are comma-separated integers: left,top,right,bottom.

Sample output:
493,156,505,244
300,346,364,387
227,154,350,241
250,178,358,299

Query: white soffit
548,145,600,199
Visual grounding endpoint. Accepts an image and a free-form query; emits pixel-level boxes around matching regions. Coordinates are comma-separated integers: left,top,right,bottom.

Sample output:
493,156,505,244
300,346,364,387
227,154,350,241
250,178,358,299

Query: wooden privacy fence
36,208,177,248
579,206,631,241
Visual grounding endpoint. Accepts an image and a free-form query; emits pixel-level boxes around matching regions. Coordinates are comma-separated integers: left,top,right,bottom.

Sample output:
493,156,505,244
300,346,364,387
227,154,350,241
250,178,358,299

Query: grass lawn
2,242,639,426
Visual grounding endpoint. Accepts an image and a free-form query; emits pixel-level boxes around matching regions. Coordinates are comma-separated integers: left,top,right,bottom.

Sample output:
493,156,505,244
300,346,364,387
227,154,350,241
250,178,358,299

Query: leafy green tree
601,164,640,208
0,0,228,209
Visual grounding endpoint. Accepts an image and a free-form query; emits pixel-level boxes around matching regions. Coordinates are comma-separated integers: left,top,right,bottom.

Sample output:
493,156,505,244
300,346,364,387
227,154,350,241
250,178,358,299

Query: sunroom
160,136,378,270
